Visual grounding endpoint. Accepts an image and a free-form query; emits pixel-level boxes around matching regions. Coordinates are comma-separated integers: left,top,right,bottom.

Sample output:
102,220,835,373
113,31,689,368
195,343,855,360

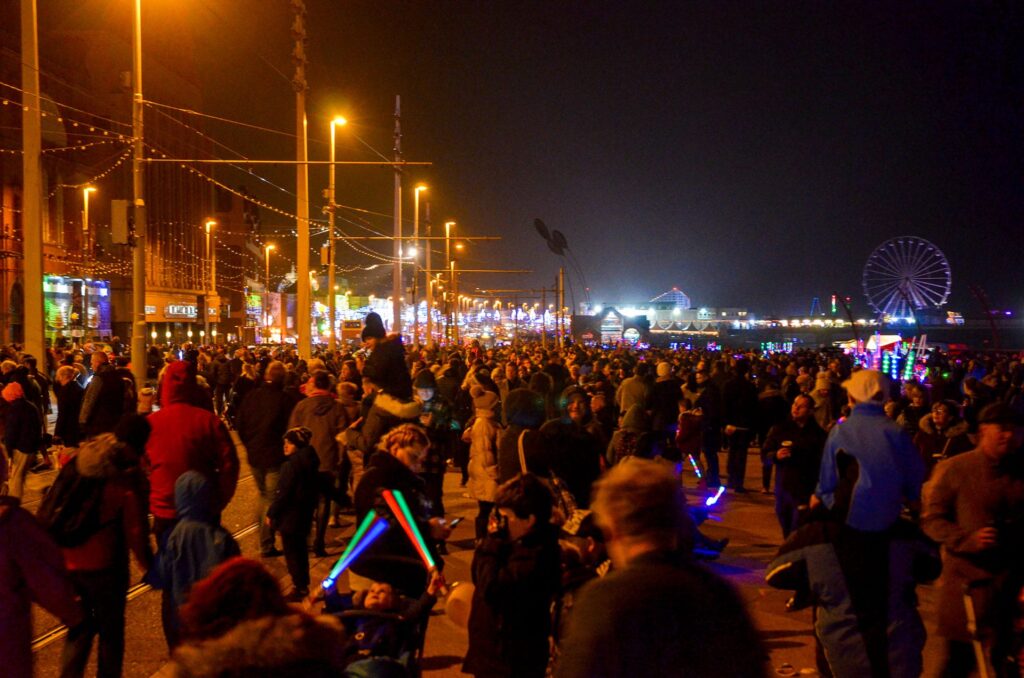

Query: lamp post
81,187,96,337
204,219,216,343
130,0,147,384
443,221,454,344
264,244,275,337
327,116,346,352
412,185,426,346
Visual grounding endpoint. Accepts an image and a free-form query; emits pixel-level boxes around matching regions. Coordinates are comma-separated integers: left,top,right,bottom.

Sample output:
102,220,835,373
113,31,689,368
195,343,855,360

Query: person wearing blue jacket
149,470,240,649
813,369,926,532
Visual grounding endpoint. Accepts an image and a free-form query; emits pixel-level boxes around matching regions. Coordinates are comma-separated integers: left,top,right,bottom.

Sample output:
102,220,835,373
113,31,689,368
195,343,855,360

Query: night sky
76,2,1024,316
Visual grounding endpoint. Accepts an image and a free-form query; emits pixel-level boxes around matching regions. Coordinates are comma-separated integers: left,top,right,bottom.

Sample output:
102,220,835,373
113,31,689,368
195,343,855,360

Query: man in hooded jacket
144,361,239,542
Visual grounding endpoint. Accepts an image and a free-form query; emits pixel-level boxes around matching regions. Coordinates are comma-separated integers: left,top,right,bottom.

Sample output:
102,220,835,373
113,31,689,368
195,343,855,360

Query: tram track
30,473,256,652
31,520,261,652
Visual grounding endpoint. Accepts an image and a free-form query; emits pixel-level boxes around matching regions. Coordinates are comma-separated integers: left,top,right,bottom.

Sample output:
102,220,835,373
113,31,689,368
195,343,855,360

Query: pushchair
321,555,435,678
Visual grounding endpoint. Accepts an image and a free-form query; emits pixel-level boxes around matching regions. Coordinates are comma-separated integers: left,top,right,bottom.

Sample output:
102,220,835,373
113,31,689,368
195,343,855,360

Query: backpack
36,450,108,547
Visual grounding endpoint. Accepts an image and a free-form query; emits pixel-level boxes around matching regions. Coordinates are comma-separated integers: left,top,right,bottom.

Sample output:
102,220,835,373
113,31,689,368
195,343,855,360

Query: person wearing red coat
144,360,239,540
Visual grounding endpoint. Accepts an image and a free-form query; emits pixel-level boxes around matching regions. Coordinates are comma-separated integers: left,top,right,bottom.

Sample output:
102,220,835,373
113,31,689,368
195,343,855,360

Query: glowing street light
326,115,348,351
204,219,217,340
264,244,276,330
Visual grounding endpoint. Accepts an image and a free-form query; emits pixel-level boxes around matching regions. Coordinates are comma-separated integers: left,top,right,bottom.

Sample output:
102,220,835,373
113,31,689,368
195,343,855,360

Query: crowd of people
0,318,1023,677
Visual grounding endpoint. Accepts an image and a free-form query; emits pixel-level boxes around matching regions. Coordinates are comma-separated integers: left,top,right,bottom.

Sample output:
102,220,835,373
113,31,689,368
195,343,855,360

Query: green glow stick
324,510,378,587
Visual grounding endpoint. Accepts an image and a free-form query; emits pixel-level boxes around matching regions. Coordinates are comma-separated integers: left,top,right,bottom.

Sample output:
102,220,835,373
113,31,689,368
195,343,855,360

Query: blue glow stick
323,511,378,586
321,518,389,590
705,485,726,507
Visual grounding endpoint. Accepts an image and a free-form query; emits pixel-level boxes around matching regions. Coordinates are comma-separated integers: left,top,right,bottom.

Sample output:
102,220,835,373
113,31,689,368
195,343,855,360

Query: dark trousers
282,530,310,590
313,470,338,551
214,384,231,416
475,501,494,541
726,429,752,489
60,566,128,678
699,431,722,487
424,471,446,518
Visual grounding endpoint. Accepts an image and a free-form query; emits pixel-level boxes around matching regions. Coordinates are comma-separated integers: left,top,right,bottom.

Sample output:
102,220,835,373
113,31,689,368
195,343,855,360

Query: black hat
978,402,1023,427
284,426,314,447
361,312,387,341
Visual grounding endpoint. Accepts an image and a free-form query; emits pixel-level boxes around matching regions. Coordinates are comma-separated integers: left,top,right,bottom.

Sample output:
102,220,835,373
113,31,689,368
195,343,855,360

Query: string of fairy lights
1,75,431,305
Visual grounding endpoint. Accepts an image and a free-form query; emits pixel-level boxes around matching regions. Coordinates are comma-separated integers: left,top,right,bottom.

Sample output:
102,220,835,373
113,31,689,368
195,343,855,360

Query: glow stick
321,518,389,590
382,489,435,570
385,491,430,569
323,511,378,587
705,485,726,507
391,490,436,569
687,454,703,479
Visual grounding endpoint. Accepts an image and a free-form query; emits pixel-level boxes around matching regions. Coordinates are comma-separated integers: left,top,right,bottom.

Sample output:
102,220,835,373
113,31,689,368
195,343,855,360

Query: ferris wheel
862,236,951,318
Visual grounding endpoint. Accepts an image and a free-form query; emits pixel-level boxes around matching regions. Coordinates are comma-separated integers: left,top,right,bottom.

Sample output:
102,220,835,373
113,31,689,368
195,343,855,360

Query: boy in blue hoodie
150,471,240,648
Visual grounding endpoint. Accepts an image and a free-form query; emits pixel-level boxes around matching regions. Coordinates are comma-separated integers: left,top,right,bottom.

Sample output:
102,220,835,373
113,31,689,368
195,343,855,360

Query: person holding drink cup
762,393,828,537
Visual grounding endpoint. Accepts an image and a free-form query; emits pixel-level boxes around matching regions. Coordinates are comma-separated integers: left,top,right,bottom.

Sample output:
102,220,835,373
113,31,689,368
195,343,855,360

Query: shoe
732,487,747,494
786,590,811,612
284,588,309,602
260,548,283,558
313,548,328,558
760,488,772,495
328,517,341,528
436,543,448,556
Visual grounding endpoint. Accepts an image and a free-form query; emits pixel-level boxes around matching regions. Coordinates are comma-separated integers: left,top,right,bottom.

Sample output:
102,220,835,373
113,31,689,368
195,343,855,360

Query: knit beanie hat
361,312,387,341
284,426,314,448
471,385,499,412
2,381,24,401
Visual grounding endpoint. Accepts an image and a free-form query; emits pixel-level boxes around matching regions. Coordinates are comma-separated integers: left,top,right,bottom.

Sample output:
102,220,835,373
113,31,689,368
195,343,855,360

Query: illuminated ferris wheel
862,236,951,318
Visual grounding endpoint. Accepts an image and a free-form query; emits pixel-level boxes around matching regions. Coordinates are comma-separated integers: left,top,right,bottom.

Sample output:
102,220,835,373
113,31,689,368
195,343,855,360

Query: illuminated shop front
44,275,112,341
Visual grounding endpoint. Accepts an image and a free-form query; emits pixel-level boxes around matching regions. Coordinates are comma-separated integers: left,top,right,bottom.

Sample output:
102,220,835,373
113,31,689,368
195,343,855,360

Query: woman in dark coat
350,423,448,595
54,365,85,448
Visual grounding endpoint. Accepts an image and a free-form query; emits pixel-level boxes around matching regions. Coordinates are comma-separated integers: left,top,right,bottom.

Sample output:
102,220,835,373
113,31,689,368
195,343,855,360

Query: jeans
775,491,802,538
7,449,32,499
251,466,280,553
60,566,129,678
699,432,722,487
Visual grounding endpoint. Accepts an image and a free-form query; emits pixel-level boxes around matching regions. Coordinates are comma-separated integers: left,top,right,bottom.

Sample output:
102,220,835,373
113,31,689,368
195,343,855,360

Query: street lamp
264,244,275,334
81,187,97,337
443,221,455,344
412,184,427,345
327,115,347,351
204,219,216,342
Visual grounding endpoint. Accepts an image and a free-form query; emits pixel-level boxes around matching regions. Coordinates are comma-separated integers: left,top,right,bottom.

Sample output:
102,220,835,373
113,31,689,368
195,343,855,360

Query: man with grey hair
556,458,766,678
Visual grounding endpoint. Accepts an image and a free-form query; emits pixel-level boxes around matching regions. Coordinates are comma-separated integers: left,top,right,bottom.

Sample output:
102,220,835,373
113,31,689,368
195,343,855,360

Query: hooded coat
497,388,553,484
912,413,972,472
463,522,561,678
267,444,320,535
169,612,347,678
3,395,41,454
145,361,239,520
61,434,151,573
152,471,241,609
0,497,84,678
288,393,348,471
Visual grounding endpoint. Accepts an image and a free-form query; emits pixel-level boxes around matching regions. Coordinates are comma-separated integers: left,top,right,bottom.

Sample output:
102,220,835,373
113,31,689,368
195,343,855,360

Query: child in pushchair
321,569,444,678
